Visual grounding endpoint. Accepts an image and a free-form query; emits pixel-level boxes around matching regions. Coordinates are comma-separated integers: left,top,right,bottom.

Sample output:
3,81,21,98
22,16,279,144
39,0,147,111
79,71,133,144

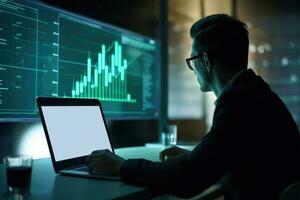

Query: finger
164,155,177,162
88,162,111,174
161,145,181,161
104,149,112,153
86,150,105,163
159,147,172,162
86,155,98,164
88,163,98,173
91,149,107,155
89,162,103,169
94,149,111,153
88,156,105,165
86,153,106,165
159,148,168,162
87,149,116,165
89,165,105,174
89,151,108,160
88,162,104,172
89,161,111,169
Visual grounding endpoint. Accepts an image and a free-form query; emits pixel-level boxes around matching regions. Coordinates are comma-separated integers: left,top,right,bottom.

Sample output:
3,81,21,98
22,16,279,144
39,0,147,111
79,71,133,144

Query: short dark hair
190,14,249,71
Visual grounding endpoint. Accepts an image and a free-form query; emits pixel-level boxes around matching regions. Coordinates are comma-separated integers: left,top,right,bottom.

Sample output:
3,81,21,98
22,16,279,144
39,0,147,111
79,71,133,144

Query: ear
202,52,211,72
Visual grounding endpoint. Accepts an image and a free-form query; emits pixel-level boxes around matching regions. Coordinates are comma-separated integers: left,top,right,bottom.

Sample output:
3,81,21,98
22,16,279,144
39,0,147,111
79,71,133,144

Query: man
86,14,300,199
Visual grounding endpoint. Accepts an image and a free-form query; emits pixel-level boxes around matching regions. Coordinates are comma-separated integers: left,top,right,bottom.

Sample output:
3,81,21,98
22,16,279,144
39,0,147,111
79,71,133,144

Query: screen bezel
37,97,115,173
0,0,161,121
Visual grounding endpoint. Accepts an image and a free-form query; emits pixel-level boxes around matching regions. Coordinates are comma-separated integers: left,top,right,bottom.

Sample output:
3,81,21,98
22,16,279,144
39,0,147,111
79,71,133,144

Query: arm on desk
120,104,239,198
120,136,227,197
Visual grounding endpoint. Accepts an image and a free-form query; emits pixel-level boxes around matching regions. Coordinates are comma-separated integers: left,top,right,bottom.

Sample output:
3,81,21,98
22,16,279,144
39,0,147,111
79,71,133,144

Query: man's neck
212,70,237,98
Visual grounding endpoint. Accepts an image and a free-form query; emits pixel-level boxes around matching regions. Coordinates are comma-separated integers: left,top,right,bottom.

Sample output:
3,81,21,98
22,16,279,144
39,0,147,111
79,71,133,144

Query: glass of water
4,155,33,195
161,125,177,146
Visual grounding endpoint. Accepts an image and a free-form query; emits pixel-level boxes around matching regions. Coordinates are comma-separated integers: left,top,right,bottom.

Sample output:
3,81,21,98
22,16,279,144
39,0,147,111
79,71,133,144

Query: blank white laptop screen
41,106,112,161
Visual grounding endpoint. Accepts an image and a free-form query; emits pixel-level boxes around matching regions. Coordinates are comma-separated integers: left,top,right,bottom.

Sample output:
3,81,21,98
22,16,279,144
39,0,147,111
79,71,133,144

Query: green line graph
66,41,136,103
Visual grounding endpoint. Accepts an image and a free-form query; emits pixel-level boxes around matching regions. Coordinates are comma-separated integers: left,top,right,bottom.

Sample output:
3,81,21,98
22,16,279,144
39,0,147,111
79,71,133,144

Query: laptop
37,97,120,180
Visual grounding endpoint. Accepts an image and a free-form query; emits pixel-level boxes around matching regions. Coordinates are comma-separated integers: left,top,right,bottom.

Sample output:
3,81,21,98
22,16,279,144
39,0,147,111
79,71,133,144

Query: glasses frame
185,54,203,70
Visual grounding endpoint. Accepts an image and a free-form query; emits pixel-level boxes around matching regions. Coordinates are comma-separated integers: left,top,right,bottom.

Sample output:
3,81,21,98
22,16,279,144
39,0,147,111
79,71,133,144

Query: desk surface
0,146,194,200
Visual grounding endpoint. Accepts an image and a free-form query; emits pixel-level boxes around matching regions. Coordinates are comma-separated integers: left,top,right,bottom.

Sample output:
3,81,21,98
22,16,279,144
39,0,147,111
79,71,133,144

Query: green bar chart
68,41,136,103
0,0,159,119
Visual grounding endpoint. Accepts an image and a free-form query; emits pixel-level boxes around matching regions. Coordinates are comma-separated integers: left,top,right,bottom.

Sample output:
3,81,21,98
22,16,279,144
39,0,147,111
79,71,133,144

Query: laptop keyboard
74,166,89,172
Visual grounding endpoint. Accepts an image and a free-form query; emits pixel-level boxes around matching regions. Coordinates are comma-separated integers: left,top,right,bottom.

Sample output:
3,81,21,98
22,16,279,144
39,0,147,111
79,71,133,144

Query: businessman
86,14,300,199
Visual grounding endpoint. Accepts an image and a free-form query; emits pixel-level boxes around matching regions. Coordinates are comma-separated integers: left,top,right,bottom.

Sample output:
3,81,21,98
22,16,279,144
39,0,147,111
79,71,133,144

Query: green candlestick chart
0,0,159,119
67,41,136,103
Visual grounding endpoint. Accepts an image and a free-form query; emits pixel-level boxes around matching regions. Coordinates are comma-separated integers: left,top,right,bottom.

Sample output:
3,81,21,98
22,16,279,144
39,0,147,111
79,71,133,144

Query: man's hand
159,145,191,162
86,149,125,176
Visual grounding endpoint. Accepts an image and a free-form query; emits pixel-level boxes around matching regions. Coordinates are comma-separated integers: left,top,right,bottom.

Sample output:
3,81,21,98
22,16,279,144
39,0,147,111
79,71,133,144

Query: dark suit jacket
120,69,300,200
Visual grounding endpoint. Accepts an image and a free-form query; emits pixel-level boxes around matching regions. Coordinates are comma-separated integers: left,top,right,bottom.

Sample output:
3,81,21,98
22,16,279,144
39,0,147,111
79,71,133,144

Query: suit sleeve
120,104,238,198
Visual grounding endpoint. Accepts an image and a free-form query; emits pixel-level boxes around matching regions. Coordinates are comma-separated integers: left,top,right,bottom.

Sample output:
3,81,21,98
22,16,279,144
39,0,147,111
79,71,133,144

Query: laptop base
59,170,121,181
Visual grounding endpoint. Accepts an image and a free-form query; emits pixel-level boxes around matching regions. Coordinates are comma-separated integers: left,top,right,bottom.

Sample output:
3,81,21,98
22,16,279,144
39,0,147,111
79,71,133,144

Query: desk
0,146,189,200
0,145,222,200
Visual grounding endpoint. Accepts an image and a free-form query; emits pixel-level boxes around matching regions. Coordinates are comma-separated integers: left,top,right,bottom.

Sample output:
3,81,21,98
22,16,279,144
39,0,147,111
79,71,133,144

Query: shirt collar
214,70,246,105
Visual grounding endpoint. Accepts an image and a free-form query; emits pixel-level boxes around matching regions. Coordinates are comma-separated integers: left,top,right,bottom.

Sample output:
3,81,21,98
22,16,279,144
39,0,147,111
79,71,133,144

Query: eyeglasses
185,54,202,70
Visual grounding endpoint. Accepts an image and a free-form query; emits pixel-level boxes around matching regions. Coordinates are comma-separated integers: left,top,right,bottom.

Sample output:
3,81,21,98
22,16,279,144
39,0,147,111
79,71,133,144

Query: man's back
120,69,300,199
216,69,300,199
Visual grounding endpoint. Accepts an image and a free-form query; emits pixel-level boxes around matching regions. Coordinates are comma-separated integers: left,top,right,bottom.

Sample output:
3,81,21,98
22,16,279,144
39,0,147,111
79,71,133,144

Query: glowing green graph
0,0,159,119
67,41,136,103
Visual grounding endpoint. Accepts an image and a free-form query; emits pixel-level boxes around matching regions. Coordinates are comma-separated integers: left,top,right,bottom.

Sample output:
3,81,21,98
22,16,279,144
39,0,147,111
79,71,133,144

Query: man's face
191,40,212,92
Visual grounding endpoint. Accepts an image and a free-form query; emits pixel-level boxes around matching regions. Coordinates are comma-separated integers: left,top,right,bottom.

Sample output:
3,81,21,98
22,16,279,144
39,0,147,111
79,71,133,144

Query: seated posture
86,14,300,199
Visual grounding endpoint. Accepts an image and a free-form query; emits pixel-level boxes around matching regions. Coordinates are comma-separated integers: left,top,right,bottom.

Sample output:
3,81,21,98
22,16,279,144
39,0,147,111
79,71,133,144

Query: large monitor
0,0,160,120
